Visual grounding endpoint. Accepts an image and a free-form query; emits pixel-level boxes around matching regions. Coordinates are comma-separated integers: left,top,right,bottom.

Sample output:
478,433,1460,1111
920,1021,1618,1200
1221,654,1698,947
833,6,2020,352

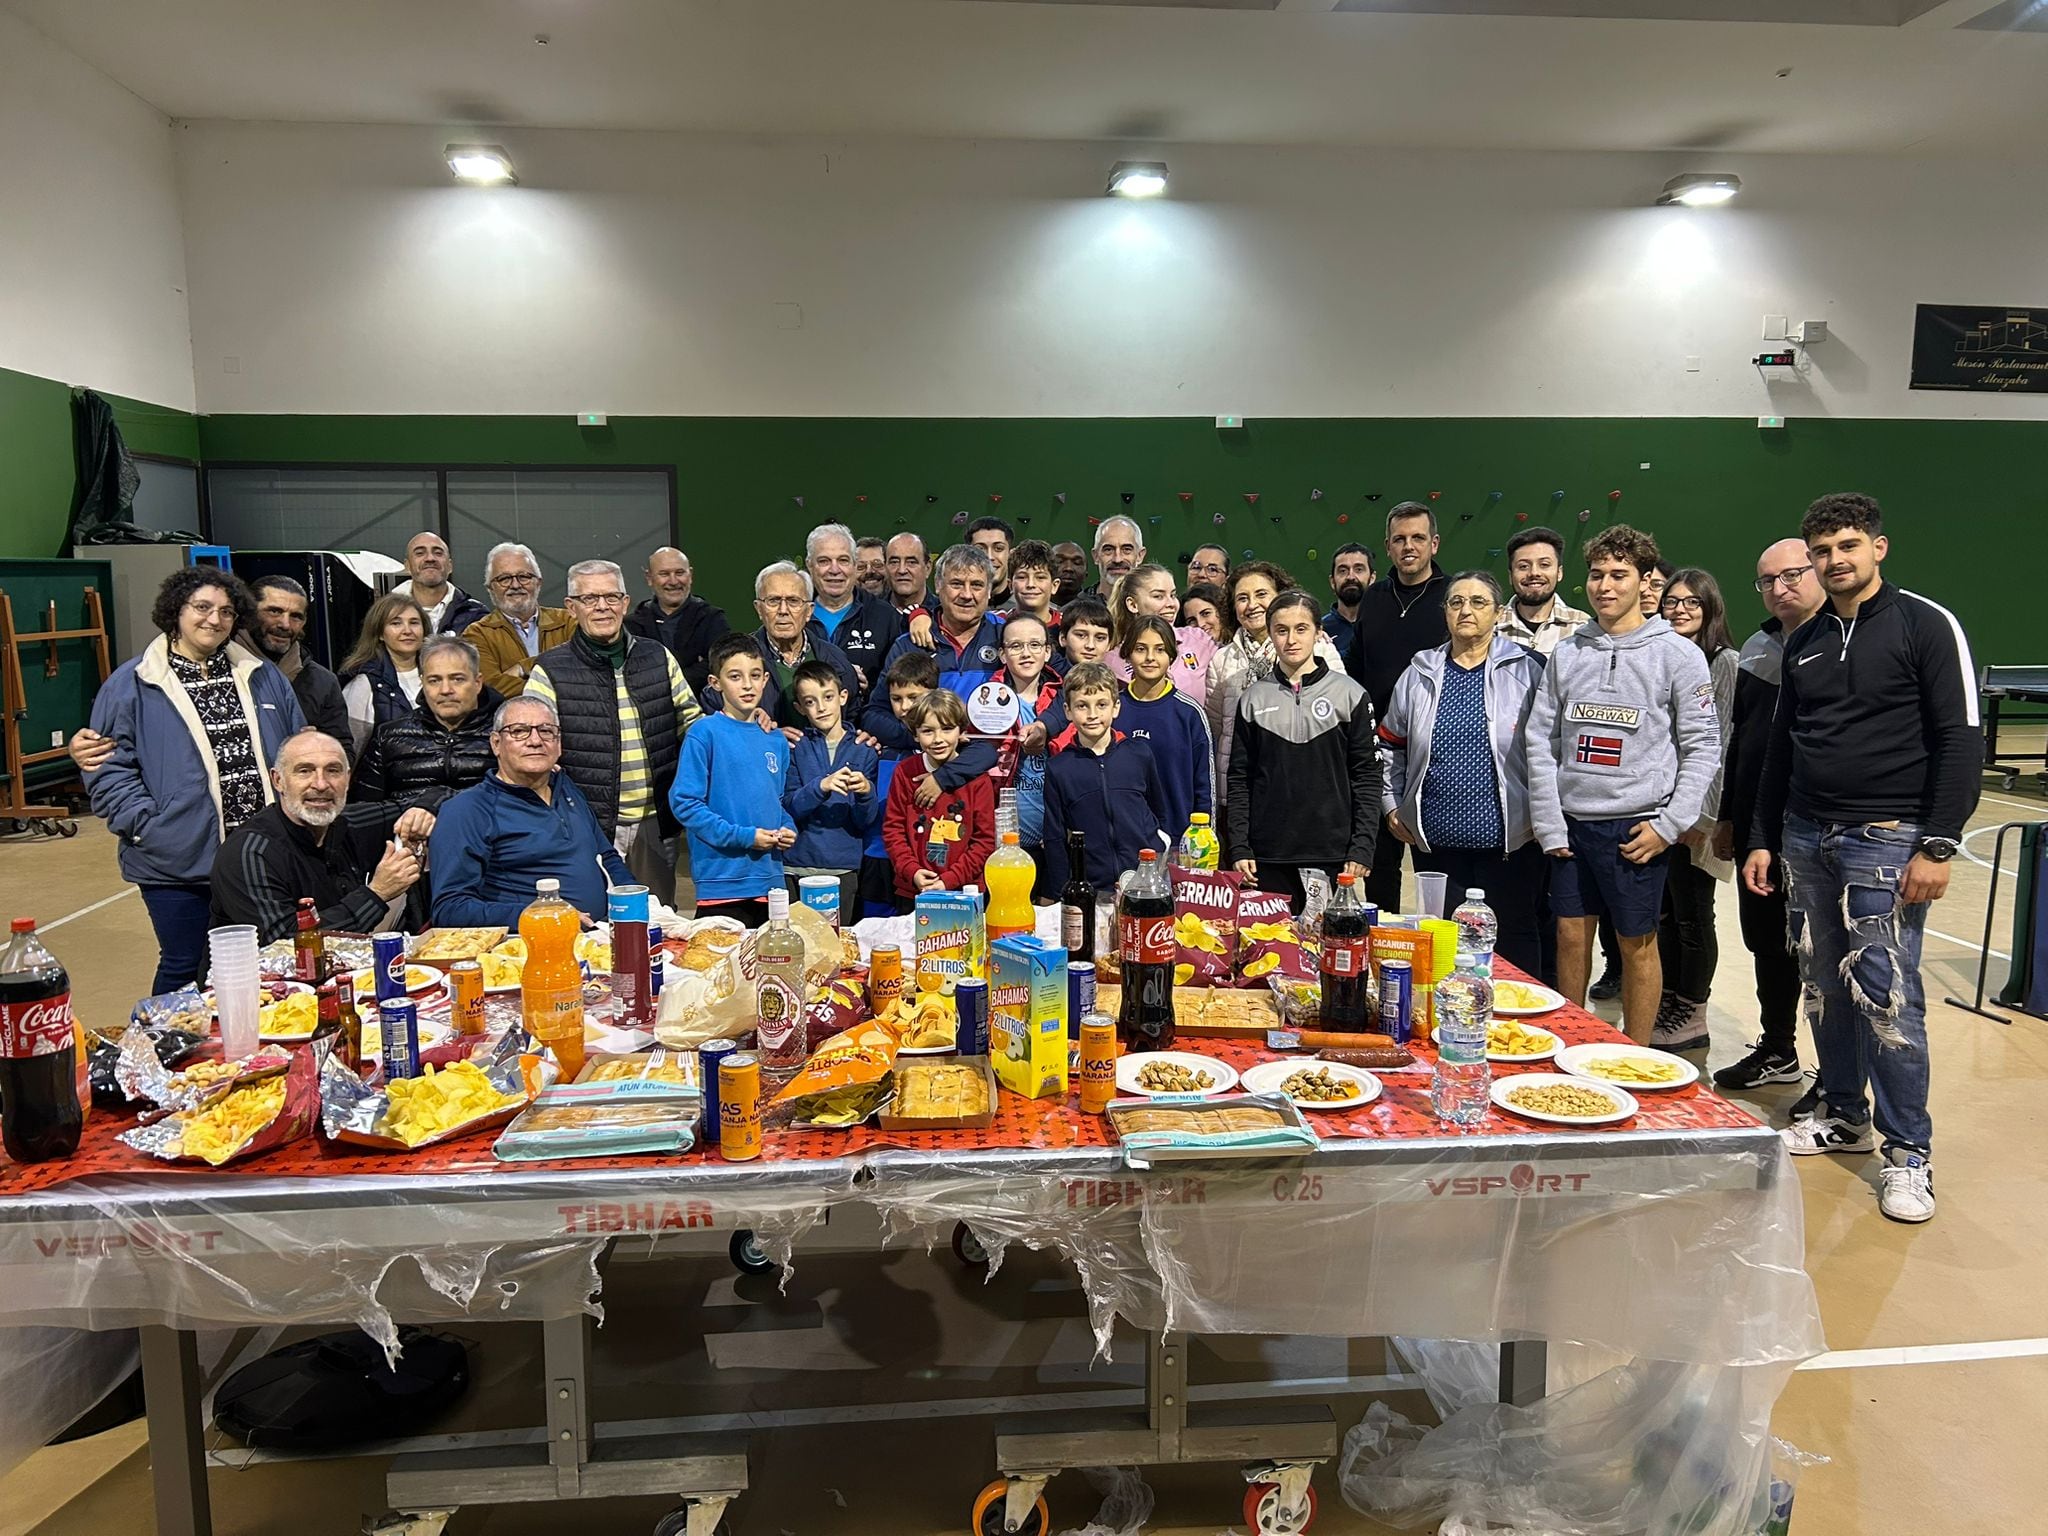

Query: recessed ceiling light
1656,173,1741,208
446,144,516,185
1107,160,1168,199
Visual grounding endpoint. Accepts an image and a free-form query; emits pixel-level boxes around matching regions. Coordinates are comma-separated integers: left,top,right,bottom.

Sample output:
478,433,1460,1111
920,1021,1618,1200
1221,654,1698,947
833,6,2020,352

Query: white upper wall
0,9,194,410
173,121,2045,421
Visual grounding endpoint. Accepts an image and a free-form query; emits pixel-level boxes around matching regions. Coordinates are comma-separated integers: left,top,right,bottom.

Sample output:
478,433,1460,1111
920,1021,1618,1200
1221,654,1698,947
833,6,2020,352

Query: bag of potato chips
769,1017,902,1128
1234,886,1315,986
1171,865,1242,986
119,1047,317,1166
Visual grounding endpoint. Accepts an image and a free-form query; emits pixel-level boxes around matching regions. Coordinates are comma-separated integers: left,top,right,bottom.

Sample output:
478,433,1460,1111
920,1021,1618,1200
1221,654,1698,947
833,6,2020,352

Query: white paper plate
896,1041,957,1057
1115,1051,1240,1099
1490,1072,1638,1127
1239,1058,1380,1111
1554,1042,1698,1092
1433,1022,1560,1063
1490,980,1568,1016
351,965,445,999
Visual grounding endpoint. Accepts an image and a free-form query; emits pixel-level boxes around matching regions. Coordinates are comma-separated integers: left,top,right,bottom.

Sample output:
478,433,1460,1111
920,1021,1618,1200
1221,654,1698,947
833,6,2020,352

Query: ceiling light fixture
1656,173,1741,208
1107,160,1168,199
446,144,517,185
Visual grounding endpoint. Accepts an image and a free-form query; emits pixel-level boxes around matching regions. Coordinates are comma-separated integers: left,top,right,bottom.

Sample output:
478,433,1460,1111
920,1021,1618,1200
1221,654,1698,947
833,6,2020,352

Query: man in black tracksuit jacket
1745,494,1980,1224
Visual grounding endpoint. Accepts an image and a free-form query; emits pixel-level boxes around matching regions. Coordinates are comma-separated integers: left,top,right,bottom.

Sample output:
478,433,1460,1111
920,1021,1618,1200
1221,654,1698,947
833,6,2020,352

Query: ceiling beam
1274,0,1344,12
1901,0,2013,28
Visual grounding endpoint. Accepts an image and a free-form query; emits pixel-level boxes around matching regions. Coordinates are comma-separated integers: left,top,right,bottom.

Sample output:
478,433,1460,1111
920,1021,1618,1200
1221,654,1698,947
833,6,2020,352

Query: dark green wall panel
196,412,2044,665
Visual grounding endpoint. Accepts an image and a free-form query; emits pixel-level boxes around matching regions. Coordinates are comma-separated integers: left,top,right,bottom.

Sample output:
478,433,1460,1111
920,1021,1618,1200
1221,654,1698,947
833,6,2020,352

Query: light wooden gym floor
3,759,2044,1536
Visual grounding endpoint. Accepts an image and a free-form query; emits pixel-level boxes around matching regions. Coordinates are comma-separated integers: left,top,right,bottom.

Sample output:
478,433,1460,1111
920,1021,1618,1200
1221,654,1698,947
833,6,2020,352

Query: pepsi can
952,978,990,1057
648,924,666,998
1379,959,1415,1044
379,997,420,1081
1360,903,1380,930
699,1037,737,1142
372,931,408,1005
1066,960,1096,1041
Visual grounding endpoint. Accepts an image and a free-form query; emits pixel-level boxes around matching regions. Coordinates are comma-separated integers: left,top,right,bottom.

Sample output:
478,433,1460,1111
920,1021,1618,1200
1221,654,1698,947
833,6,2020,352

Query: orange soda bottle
519,878,587,1079
984,831,1037,944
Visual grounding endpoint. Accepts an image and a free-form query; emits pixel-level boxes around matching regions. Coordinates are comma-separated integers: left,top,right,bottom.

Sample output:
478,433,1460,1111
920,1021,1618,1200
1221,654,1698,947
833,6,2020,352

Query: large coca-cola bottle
1116,850,1177,1052
0,918,84,1163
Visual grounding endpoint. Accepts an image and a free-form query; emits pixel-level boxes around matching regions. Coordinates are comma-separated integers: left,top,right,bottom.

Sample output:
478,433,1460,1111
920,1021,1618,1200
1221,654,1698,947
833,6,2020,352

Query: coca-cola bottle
1116,850,1177,1052
1318,873,1372,1032
0,918,84,1163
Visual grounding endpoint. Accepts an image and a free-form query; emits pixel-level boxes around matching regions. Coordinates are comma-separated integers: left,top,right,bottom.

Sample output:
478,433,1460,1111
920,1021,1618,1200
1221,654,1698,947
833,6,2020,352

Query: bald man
627,546,731,692
395,530,490,634
1711,537,1828,1095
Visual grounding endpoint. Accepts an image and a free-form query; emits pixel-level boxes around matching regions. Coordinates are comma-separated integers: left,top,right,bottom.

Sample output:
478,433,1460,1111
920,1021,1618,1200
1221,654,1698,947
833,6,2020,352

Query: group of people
72,491,1976,1224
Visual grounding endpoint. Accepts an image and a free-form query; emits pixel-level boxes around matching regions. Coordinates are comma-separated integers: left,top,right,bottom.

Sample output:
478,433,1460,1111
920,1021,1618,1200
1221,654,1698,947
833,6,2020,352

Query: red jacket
882,753,997,897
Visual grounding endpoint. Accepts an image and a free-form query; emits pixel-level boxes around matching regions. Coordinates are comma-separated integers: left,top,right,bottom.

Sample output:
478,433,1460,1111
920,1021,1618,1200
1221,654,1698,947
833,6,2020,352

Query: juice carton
990,935,1070,1100
914,891,986,993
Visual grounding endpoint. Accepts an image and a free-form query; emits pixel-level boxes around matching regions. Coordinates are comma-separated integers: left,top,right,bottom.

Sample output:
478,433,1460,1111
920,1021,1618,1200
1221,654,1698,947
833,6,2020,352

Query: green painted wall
197,412,2045,665
0,365,201,557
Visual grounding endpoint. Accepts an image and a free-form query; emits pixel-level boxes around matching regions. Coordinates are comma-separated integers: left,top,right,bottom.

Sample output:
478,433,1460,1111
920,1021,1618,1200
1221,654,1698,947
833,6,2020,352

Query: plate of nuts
1239,1059,1382,1111
1116,1052,1240,1099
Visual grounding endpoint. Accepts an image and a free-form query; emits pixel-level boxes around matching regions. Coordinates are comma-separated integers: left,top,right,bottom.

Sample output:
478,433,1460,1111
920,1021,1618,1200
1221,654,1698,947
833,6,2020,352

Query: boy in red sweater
883,688,996,897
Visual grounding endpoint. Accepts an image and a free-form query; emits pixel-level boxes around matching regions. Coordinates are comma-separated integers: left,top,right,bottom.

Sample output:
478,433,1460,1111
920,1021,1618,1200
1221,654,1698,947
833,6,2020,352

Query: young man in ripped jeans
1745,494,1980,1224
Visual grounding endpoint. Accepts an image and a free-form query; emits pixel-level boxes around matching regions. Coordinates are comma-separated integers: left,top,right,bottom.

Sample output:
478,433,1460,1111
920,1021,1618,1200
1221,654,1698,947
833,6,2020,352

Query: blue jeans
138,883,213,995
1780,813,1931,1153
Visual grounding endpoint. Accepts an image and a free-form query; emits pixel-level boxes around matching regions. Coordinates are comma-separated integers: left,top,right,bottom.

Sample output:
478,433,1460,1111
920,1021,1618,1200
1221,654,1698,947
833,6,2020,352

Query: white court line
1925,927,2010,962
1798,1337,2048,1371
39,886,137,933
1961,825,2018,881
1978,790,2047,815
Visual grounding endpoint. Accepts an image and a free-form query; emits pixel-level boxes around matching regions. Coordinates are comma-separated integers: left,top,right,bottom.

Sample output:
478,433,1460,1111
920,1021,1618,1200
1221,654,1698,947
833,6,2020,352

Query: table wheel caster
56,819,78,837
972,1477,1050,1536
951,1220,991,1268
729,1229,776,1275
1242,1461,1318,1534
651,1498,734,1536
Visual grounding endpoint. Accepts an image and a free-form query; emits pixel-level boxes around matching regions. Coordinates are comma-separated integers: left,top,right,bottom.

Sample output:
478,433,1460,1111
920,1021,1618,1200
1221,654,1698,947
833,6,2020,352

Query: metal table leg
1499,1339,1547,1407
141,1325,213,1536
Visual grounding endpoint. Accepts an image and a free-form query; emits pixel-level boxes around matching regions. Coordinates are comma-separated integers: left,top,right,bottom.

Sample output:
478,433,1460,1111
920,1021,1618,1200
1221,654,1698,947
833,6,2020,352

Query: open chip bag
118,1046,317,1167
1170,865,1242,985
769,1017,902,1128
321,1031,536,1151
1235,886,1316,985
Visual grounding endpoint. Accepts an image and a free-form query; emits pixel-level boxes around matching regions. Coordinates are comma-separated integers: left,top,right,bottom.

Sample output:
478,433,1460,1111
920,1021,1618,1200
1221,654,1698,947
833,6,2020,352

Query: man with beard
208,729,432,942
627,546,730,693
804,522,904,706
467,542,576,698
1321,543,1375,674
855,537,889,598
1091,516,1144,599
1497,526,1590,656
246,576,350,750
884,532,933,616
393,530,490,634
1352,502,1450,912
1050,541,1090,605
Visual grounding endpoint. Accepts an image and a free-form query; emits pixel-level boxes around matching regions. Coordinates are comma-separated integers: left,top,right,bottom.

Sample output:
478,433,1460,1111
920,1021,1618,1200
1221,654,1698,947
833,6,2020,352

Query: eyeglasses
183,601,236,621
1662,596,1703,613
490,572,539,587
757,596,808,610
1443,596,1496,611
1003,640,1048,654
567,592,628,608
497,724,560,742
1755,567,1813,592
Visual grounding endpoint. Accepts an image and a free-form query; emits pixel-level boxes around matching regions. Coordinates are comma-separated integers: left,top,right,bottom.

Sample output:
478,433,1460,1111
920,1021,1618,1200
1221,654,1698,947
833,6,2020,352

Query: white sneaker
1878,1147,1935,1223
1782,1114,1877,1156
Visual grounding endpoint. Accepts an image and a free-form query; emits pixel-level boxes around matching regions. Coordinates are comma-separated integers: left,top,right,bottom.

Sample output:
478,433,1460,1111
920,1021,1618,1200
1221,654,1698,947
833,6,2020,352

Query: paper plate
1115,1051,1240,1099
1490,979,1568,1016
1239,1058,1380,1111
1434,1022,1560,1063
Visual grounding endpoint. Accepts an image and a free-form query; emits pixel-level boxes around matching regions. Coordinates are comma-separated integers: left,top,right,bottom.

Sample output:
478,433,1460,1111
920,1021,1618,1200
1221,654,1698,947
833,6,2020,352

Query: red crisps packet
1171,865,1242,986
804,973,870,1053
1234,886,1314,986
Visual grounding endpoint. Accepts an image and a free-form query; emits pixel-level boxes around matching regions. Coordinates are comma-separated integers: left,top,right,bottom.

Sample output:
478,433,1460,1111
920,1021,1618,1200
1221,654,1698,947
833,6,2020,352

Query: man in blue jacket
429,696,630,927
870,543,1007,744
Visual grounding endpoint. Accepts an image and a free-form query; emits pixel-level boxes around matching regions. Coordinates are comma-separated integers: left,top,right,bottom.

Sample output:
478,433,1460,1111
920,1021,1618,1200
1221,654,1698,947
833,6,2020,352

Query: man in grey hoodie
1527,525,1719,1043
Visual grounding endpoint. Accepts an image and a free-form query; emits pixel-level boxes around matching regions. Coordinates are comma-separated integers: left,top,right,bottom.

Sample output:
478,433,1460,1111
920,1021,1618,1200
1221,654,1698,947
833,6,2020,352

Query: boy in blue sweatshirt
1042,663,1170,893
671,634,795,925
784,658,882,919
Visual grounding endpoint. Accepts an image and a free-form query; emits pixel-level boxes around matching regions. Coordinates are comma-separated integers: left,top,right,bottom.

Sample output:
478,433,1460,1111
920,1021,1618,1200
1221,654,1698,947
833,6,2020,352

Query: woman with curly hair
83,567,304,989
339,591,431,756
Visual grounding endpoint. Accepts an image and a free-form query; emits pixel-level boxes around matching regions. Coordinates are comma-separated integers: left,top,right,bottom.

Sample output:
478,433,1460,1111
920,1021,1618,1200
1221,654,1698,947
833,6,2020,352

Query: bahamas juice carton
990,935,1069,1101
914,891,986,993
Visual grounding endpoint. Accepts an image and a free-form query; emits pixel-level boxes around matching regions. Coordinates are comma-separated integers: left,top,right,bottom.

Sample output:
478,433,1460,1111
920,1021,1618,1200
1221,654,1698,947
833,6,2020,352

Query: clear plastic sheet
0,1325,136,1480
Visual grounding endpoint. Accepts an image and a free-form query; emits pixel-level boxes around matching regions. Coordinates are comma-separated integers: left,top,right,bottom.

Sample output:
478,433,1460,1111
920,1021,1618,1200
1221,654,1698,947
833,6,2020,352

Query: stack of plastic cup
995,787,1019,840
208,924,262,1060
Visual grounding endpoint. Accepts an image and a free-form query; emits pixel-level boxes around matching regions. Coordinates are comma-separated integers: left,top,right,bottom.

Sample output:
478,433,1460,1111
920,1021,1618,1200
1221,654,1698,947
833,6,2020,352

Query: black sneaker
1714,1042,1804,1090
1589,967,1622,1002
1788,1072,1822,1119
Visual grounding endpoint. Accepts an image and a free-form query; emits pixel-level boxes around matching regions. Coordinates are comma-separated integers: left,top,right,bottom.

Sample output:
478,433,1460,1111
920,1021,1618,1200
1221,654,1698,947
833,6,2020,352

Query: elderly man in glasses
428,696,631,926
466,542,577,698
524,559,702,905
700,560,862,736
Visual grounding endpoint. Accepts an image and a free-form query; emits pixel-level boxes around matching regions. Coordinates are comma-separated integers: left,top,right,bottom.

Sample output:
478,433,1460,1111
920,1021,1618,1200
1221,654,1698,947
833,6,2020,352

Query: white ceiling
6,0,2046,154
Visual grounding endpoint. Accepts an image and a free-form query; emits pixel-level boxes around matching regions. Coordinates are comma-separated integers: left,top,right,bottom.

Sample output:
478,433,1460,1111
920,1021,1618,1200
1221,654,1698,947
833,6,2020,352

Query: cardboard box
914,891,985,992
879,1057,999,1131
990,935,1070,1100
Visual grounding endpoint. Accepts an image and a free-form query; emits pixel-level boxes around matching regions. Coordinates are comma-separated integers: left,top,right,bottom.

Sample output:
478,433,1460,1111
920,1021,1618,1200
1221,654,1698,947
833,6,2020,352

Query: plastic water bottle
1432,949,1494,1126
1451,888,1498,975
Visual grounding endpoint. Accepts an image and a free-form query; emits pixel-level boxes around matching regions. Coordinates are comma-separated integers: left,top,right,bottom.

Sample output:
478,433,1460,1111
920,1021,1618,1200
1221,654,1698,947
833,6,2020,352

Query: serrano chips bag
1170,865,1242,986
1234,886,1315,986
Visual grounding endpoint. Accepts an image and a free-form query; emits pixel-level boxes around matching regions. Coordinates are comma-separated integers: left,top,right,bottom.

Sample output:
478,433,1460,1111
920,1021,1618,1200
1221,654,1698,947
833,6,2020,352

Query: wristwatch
1917,837,1959,863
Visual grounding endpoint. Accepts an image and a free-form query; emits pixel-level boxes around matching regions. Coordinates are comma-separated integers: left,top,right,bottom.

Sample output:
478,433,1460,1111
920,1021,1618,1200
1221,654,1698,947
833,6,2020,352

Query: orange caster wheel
971,1479,1049,1536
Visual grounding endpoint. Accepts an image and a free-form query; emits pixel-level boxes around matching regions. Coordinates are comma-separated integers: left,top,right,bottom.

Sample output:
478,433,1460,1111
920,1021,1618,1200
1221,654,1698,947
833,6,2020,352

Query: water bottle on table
1451,888,1497,975
1431,949,1494,1126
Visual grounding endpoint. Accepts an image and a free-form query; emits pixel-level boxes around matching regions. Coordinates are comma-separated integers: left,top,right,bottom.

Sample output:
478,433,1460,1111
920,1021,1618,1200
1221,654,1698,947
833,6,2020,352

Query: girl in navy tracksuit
1114,616,1213,845
1041,663,1170,893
